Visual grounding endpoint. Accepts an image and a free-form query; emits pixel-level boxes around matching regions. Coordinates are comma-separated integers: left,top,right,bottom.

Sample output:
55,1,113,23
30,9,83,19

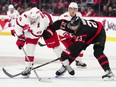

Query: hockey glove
71,35,76,42
16,35,25,49
63,32,72,41
11,29,16,36
43,28,53,40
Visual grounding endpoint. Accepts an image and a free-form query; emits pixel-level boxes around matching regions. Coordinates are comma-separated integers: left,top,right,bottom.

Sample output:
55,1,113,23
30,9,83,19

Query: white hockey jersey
7,10,20,27
15,11,50,39
59,11,82,21
57,11,82,36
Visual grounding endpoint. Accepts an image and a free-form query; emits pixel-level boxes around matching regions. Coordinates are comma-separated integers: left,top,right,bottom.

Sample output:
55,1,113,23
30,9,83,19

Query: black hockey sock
97,54,110,71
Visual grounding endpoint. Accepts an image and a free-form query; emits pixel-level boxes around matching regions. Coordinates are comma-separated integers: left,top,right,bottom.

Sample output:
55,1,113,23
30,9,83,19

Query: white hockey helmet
28,7,40,23
28,7,40,19
8,4,14,9
68,2,78,9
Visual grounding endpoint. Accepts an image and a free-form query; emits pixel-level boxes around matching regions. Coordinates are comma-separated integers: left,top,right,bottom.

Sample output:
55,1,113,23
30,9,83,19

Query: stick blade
2,67,22,78
2,67,14,78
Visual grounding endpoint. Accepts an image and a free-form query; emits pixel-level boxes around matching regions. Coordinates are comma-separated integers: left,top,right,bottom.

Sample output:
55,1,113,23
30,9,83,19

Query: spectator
0,6,7,15
85,7,98,16
102,5,109,16
108,6,115,16
80,6,87,16
102,0,112,6
54,0,64,15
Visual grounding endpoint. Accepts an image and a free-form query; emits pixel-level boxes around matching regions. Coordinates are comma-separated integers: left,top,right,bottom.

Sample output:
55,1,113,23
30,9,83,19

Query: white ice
0,36,116,87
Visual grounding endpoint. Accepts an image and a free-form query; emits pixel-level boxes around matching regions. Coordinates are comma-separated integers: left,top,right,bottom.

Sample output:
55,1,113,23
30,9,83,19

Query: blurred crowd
0,0,116,16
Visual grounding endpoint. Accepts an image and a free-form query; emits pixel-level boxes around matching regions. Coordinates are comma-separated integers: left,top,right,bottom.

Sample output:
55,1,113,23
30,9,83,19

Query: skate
65,65,75,75
56,65,66,76
22,67,32,78
102,70,115,81
22,62,33,78
75,60,87,68
55,64,75,77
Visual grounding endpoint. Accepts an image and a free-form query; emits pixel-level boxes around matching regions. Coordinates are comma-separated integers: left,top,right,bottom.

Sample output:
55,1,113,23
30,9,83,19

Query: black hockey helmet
70,16,81,26
67,16,81,31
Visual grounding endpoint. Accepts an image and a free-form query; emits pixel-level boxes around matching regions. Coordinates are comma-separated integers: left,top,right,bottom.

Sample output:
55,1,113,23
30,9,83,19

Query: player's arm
50,19,74,33
67,34,87,58
50,20,62,32
15,14,26,36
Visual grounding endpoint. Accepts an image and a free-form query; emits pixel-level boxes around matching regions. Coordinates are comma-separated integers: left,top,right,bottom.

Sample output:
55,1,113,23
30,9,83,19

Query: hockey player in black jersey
49,16,114,80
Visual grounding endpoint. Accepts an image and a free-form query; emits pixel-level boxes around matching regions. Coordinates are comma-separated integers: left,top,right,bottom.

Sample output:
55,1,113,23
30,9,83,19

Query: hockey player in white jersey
56,2,86,72
14,7,50,77
7,4,20,27
7,4,20,35
14,7,61,77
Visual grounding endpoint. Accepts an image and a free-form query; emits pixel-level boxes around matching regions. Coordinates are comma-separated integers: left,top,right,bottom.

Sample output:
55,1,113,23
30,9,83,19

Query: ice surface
0,36,116,87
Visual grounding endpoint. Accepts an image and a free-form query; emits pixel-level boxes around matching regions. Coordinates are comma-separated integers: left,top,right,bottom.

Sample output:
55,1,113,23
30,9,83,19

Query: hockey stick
22,48,41,81
38,42,46,47
12,32,40,80
2,58,60,78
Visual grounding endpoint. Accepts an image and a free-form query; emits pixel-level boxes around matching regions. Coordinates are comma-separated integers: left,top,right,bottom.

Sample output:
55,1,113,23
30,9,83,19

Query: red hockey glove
71,35,76,42
11,29,16,36
8,23,11,27
16,35,25,49
63,32,72,41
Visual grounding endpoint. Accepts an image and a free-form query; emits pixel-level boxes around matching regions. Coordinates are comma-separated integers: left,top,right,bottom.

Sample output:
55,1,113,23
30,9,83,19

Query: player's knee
94,51,103,58
61,50,70,61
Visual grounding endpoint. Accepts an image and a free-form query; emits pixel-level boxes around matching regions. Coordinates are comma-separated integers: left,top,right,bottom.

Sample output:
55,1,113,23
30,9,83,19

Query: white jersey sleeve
15,12,28,36
7,10,20,20
59,11,82,21
76,12,82,18
59,12,71,21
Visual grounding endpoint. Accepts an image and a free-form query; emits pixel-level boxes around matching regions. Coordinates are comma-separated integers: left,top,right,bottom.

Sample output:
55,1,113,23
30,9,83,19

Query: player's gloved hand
71,35,76,42
16,35,25,49
63,32,72,41
10,29,16,36
43,28,53,40
8,23,11,27
23,24,31,32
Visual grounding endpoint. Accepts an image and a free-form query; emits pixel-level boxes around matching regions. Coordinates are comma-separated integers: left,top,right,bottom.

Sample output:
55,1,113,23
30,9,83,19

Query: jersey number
76,36,83,41
86,20,98,28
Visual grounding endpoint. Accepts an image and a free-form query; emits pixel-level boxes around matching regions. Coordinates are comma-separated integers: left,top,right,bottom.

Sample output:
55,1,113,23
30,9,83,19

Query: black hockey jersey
50,18,103,45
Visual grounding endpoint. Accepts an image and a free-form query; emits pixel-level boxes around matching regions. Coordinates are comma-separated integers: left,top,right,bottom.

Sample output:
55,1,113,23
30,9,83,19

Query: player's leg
22,38,39,77
75,50,87,68
93,29,114,80
56,42,84,76
61,37,87,68
56,55,75,76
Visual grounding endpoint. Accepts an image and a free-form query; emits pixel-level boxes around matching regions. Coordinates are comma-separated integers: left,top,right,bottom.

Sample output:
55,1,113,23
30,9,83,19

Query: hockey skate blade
76,66,87,69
